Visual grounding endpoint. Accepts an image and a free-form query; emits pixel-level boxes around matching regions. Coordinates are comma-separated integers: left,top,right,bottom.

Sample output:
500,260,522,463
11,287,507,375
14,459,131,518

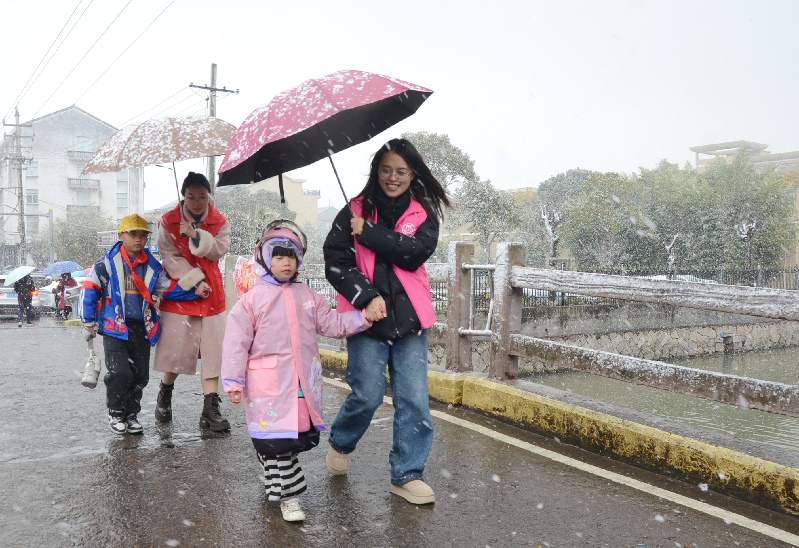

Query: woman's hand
350,216,365,236
84,325,96,338
364,296,387,322
228,391,242,404
180,219,197,239
195,281,211,298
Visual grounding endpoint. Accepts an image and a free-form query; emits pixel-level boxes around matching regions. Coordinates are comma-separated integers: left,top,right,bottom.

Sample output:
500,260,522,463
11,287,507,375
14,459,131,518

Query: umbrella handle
328,155,354,216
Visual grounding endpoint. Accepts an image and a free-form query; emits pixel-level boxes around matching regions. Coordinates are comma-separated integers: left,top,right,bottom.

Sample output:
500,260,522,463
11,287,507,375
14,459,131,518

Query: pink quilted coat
221,274,370,439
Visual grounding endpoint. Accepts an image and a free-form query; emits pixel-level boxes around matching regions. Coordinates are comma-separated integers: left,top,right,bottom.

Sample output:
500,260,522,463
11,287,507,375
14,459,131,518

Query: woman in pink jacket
221,220,371,522
323,138,450,505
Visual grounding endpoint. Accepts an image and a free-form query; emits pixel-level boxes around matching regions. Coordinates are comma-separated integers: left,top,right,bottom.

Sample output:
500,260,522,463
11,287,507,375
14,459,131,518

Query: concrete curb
319,349,799,516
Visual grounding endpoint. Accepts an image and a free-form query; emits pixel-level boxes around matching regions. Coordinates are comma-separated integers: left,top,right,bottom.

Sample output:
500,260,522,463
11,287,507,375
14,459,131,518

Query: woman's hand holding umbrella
350,216,365,236
180,219,198,240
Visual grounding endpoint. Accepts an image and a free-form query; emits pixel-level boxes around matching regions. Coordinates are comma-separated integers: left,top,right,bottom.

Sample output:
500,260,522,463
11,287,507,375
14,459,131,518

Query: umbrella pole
173,161,188,237
278,173,286,203
172,161,182,202
328,156,354,216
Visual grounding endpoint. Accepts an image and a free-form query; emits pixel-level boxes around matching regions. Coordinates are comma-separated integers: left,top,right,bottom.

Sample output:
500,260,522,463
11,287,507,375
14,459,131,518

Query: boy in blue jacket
79,214,209,435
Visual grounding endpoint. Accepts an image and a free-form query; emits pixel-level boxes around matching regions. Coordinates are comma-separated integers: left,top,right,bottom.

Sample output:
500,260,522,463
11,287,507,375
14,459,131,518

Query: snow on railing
481,242,799,417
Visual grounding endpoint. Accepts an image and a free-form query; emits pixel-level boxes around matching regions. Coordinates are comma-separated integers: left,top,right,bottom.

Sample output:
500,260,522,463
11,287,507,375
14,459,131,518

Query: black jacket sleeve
355,217,439,272
323,206,381,310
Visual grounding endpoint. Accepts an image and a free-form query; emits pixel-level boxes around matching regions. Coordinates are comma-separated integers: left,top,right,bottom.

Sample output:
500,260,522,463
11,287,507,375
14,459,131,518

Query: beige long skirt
153,311,227,378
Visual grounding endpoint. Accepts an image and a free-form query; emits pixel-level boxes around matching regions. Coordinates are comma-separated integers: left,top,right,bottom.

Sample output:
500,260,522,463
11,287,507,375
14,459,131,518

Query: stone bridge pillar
489,242,525,379
446,241,474,372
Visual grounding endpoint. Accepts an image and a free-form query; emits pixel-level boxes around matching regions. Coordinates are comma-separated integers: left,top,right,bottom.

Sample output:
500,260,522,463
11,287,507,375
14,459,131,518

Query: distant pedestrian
323,138,450,505
78,214,206,435
221,220,371,522
56,272,78,320
13,274,36,327
153,172,229,431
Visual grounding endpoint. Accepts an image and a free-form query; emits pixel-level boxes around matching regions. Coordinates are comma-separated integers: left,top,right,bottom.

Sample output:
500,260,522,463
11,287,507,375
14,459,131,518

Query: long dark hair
355,138,451,226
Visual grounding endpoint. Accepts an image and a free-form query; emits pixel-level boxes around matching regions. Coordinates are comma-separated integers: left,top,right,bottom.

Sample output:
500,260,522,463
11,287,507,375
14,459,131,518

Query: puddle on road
522,346,799,454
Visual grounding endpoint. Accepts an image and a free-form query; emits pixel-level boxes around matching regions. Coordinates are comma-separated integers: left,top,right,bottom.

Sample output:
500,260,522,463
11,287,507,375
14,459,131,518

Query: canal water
521,346,799,454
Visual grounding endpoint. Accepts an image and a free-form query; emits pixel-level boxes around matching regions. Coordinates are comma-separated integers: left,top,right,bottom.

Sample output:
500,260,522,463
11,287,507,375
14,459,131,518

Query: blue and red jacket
78,241,197,346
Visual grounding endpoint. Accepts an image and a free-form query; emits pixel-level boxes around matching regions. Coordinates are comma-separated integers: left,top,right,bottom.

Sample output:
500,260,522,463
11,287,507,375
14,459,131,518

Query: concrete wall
518,301,774,339
428,318,799,373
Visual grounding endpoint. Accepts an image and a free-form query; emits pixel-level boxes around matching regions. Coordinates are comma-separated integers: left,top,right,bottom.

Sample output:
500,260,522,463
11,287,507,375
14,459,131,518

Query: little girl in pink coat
221,220,371,522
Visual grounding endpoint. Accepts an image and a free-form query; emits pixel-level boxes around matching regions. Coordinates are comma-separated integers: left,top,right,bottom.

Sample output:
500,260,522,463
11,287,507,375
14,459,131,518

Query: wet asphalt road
2,315,799,547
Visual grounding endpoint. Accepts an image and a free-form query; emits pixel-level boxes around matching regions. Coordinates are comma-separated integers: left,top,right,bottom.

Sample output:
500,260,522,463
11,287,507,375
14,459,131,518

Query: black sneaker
108,411,127,434
125,414,143,435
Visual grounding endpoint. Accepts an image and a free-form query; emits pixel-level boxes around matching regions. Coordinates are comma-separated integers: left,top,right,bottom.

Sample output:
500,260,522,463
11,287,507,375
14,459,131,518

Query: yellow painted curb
317,349,799,515
463,376,799,516
428,370,465,405
63,319,83,327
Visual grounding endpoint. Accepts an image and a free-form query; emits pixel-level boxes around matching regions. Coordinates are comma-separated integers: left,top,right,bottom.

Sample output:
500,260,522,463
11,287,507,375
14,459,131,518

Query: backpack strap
94,258,110,322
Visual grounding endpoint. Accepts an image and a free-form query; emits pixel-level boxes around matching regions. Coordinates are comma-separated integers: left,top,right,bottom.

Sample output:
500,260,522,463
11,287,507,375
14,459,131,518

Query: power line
2,0,85,123
5,1,94,122
117,86,189,127
73,0,177,105
182,90,235,117
140,91,203,121
16,88,207,163
27,87,197,160
33,0,133,118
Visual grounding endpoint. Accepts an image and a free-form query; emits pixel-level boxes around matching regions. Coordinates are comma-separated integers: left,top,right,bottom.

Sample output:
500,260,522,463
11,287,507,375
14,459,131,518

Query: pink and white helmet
254,219,307,273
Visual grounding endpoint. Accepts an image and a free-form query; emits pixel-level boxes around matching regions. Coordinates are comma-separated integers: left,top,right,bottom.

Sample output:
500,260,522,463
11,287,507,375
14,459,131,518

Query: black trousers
103,321,150,415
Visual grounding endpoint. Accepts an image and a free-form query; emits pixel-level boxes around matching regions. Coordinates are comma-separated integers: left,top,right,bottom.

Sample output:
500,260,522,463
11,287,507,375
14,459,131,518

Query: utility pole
2,107,32,265
189,63,238,186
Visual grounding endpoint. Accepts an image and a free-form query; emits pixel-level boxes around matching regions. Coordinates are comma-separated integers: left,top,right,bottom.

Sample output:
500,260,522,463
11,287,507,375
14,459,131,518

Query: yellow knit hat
118,214,152,233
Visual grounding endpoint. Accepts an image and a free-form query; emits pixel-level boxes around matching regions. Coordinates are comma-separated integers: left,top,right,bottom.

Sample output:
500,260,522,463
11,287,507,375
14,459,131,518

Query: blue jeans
329,330,433,486
17,302,32,324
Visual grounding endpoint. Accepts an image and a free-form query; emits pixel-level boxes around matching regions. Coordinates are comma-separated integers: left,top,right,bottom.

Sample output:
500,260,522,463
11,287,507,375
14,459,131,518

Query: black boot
154,381,173,423
200,393,230,432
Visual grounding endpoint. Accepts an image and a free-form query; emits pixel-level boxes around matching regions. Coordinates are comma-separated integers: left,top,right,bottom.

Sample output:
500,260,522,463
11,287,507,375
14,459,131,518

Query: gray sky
2,0,798,211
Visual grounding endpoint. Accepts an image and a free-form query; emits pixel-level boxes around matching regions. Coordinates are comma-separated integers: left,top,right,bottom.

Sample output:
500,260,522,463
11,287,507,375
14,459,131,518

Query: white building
0,106,143,263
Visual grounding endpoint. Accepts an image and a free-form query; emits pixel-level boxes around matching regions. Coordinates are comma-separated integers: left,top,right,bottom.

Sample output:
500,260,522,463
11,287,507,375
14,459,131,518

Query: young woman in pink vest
153,172,231,431
323,138,451,505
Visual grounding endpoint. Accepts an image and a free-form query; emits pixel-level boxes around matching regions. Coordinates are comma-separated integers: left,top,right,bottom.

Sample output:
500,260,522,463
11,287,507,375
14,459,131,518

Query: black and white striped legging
257,451,307,501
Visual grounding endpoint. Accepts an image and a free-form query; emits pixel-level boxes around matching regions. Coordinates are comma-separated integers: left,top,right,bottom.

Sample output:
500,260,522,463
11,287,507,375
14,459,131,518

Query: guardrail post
446,241,474,372
489,242,525,379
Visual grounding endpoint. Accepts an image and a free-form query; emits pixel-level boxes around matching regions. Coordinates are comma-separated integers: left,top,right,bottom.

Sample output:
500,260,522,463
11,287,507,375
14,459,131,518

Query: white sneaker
125,414,143,435
17,322,22,328
280,497,306,521
108,411,127,435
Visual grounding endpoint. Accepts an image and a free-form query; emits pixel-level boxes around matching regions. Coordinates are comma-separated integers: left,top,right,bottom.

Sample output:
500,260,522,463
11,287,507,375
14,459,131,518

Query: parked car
0,273,43,318
38,276,59,311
